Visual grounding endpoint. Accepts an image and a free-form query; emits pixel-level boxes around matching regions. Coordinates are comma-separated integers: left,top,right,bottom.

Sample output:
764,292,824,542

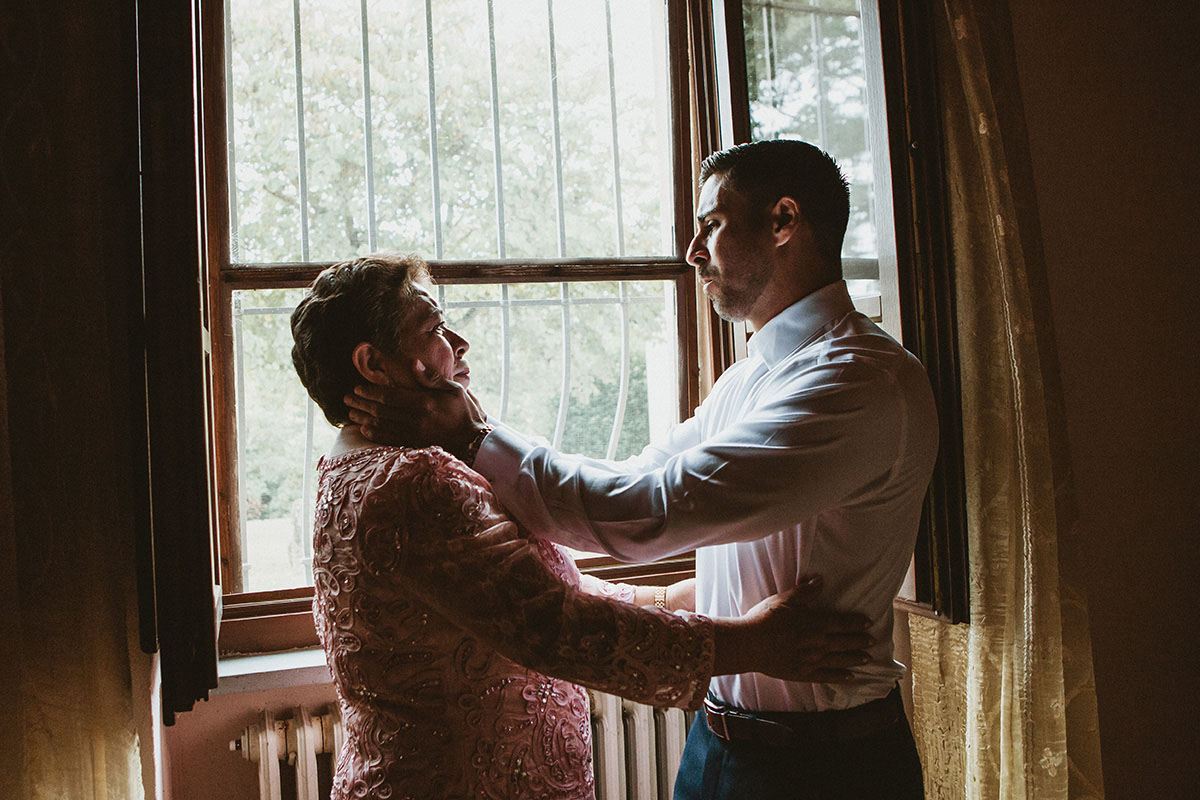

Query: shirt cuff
471,422,535,498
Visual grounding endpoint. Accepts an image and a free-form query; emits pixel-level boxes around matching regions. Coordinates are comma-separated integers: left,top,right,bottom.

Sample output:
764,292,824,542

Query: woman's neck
328,425,377,458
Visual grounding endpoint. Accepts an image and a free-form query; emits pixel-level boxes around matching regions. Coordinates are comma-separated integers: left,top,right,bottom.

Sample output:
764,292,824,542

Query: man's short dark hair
290,253,431,426
699,139,850,268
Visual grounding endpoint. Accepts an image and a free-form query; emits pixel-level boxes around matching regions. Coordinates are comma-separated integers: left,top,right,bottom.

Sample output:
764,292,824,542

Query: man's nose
686,234,707,268
449,329,469,357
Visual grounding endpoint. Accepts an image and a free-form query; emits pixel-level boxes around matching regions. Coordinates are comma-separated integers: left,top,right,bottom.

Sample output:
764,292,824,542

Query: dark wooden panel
137,0,221,718
876,0,969,623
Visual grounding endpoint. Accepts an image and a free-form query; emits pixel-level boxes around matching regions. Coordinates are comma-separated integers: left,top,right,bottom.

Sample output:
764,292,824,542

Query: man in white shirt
348,140,937,798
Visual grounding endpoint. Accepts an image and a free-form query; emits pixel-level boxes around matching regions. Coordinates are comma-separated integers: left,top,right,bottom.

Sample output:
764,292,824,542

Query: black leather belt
703,686,905,745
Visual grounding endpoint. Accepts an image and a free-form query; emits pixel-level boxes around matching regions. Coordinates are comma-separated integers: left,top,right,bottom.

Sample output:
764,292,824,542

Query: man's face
397,284,472,388
686,174,775,324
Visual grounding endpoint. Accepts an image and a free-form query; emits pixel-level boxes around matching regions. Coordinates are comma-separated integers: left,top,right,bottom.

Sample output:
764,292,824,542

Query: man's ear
770,196,803,245
351,342,392,386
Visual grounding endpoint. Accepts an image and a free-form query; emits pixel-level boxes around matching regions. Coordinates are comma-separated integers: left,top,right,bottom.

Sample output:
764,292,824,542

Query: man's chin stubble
710,297,749,323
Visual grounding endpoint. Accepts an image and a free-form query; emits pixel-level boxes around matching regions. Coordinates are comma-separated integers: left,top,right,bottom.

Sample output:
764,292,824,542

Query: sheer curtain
906,1,1104,798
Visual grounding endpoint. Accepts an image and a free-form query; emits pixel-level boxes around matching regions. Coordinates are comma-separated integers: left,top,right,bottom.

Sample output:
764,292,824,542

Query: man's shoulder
760,319,933,417
814,316,929,379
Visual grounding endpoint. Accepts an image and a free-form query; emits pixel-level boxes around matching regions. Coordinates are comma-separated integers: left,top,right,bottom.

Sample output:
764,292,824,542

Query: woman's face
397,284,472,389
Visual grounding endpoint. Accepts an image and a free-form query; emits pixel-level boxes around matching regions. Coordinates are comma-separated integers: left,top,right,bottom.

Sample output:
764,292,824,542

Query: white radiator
229,706,343,800
229,696,688,800
589,691,693,800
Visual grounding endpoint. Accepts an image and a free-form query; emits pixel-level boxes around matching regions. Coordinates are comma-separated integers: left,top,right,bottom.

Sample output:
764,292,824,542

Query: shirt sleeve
473,359,908,562
577,573,640,605
360,450,715,710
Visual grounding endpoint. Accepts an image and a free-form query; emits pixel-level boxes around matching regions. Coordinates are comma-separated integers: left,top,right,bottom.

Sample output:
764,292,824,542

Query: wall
1007,1,1200,797
164,679,337,800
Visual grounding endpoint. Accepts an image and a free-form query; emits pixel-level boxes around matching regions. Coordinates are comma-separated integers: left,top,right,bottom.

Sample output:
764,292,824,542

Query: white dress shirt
474,280,939,711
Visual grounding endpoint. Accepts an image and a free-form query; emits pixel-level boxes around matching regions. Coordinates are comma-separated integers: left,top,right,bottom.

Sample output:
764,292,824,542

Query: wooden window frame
140,0,967,720
181,0,966,678
708,0,969,622
136,0,223,722
206,0,712,654
874,0,969,623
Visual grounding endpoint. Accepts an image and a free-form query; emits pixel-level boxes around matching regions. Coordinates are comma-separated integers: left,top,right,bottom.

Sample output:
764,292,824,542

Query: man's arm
476,365,904,560
348,359,907,562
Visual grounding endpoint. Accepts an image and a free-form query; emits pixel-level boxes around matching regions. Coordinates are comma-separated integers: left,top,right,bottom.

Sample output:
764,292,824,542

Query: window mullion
232,293,250,591
811,10,829,148
499,284,511,421
552,283,571,448
218,257,690,291
290,0,310,261
224,0,240,261
423,0,444,259
486,0,507,259
545,0,567,257
602,0,625,256
606,283,632,459
763,5,774,91
359,0,378,252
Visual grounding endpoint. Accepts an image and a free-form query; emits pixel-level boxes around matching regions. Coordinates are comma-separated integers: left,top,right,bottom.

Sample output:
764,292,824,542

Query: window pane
299,1,371,261
227,0,305,262
233,288,336,593
440,280,680,457
367,0,438,256
430,0,499,259
742,0,877,260
231,278,678,592
226,0,676,263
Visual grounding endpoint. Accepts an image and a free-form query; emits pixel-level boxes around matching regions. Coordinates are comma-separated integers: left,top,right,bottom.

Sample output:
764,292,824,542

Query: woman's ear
351,342,392,386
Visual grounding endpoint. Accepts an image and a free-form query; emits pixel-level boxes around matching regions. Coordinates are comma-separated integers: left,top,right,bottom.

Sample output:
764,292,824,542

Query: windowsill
214,648,331,696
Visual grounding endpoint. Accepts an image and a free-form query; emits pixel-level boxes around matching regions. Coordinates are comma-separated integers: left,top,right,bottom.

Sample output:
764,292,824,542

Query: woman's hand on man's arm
710,575,874,683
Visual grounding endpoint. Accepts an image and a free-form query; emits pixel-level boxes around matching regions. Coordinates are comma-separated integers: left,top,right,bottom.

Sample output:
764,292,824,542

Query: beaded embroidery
313,446,714,800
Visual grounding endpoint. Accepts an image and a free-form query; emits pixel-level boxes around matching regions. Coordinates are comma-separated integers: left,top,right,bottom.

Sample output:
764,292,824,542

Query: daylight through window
221,0,689,593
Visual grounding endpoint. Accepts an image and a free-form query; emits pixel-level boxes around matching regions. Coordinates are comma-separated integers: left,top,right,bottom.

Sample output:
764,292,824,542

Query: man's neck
748,274,841,331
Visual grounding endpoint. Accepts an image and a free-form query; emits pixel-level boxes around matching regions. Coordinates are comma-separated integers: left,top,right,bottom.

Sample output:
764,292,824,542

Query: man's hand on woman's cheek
344,375,489,458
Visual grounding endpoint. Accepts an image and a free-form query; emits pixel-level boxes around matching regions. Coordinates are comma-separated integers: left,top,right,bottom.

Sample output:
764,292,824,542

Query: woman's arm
396,519,715,709
365,452,871,708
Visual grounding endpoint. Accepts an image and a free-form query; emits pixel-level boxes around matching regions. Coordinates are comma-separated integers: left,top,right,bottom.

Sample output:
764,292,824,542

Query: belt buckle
704,697,754,742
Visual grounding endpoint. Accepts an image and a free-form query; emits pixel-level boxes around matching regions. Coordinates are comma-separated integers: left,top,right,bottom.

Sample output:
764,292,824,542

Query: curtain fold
907,1,1104,798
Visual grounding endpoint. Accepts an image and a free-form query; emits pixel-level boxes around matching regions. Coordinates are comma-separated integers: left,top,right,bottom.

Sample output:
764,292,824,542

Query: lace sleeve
359,449,714,710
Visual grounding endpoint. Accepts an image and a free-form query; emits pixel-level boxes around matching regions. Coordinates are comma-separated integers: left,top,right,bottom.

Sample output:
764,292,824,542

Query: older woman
290,253,870,800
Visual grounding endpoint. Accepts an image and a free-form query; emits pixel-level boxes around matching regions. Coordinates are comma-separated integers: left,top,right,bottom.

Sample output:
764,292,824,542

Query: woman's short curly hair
290,253,431,426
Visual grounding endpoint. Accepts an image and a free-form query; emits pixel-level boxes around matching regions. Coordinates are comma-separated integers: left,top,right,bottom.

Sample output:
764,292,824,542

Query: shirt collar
747,280,855,367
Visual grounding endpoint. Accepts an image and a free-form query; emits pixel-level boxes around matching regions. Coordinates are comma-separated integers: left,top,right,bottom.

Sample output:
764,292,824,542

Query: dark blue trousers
672,695,925,800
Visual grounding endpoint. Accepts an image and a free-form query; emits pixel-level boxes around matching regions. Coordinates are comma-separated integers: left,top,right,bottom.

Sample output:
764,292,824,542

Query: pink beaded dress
312,445,714,800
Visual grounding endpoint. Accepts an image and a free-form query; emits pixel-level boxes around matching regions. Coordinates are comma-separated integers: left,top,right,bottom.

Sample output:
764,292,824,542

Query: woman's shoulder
319,444,499,530
319,444,477,485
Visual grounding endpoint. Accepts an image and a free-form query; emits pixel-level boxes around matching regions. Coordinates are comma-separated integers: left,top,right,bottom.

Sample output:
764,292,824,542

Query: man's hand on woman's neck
343,371,490,462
